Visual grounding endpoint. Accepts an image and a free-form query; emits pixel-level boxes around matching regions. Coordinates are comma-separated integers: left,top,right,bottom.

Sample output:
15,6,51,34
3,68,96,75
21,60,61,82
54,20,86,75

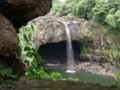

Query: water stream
64,21,76,73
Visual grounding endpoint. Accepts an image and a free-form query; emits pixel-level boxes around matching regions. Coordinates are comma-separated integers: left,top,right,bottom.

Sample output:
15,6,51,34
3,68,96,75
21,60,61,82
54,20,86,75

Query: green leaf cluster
26,67,49,79
115,72,120,87
18,24,41,66
26,66,62,80
18,24,47,78
72,0,95,19
105,9,120,29
18,24,62,80
50,72,62,80
0,68,18,83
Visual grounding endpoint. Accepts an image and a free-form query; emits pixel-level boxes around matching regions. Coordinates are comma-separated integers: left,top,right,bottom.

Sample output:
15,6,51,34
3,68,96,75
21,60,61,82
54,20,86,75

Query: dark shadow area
38,41,81,64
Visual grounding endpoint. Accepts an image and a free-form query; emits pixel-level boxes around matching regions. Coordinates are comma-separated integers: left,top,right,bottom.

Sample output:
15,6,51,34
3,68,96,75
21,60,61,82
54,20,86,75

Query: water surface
51,69,116,86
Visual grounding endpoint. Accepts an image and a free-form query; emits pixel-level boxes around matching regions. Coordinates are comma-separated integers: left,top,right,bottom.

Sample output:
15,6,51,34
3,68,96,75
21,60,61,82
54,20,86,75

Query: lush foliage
50,0,120,29
0,67,18,83
18,24,41,67
18,24,62,80
72,0,95,19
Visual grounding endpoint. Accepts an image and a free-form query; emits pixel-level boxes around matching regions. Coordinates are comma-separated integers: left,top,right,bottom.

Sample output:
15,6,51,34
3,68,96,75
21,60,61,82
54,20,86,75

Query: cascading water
64,21,76,73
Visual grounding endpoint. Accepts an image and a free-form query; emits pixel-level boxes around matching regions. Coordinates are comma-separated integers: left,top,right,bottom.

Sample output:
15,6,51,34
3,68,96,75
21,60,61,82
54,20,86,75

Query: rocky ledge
0,76,119,90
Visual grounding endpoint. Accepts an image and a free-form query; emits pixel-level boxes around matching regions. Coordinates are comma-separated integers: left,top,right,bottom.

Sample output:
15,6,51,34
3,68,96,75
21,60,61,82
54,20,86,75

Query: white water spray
63,22,76,73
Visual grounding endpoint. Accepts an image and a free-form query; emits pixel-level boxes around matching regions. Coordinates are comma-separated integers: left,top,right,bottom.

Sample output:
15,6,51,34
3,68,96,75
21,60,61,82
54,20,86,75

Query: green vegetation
115,72,120,87
16,0,120,86
17,24,81,82
18,24,43,67
0,67,18,84
50,0,120,29
80,22,120,59
18,24,63,80
1,0,120,87
79,23,120,87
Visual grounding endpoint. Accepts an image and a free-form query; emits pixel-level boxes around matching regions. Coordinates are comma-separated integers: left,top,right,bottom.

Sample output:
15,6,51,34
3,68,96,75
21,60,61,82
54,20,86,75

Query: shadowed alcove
38,40,81,65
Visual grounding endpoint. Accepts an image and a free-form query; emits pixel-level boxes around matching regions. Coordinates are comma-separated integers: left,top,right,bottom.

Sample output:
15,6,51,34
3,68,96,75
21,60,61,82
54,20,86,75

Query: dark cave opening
38,40,81,64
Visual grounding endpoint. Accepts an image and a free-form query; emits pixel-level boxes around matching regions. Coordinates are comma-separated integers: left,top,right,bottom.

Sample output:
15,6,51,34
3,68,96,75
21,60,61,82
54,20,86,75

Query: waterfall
64,22,76,73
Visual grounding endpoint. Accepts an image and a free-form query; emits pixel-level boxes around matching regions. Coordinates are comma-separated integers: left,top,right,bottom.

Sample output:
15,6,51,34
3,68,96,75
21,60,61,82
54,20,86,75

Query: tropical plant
18,24,42,66
18,24,62,80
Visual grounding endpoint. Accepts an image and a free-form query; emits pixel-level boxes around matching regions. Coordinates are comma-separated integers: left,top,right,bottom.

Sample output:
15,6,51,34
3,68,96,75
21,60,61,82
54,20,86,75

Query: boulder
0,0,53,56
0,0,52,76
29,16,93,49
0,14,18,57
0,0,52,29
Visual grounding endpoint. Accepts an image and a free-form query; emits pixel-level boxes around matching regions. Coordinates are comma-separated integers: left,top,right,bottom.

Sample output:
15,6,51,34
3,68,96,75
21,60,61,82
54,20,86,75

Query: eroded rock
0,14,18,57
0,0,52,76
29,16,93,49
0,0,52,28
0,0,53,56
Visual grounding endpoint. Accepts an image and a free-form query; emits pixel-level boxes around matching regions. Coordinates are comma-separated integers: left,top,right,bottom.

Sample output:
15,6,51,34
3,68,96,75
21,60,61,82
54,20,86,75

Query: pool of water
50,69,116,86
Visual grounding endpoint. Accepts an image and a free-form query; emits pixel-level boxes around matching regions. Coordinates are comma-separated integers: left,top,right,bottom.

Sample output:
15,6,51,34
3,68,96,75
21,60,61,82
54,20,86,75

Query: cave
38,40,81,65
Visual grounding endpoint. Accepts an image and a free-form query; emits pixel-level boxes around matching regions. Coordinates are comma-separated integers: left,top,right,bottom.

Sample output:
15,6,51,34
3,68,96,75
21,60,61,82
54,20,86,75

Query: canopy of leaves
50,0,120,29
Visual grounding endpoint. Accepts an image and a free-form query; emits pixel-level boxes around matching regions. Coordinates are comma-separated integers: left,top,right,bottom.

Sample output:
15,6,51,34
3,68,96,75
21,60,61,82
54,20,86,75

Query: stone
0,0,53,56
29,16,93,49
0,78,119,90
0,0,52,29
0,14,18,57
0,0,52,76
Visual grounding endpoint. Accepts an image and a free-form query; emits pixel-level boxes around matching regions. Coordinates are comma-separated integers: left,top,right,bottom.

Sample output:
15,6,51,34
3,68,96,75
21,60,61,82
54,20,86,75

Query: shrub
72,0,95,19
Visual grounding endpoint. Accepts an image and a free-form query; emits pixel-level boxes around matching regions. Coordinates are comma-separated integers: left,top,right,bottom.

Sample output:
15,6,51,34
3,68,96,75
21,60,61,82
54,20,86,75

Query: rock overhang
29,16,94,49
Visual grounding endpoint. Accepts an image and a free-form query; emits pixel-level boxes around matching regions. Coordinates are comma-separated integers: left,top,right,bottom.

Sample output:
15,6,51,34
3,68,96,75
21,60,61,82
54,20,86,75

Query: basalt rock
29,16,93,49
0,0,52,29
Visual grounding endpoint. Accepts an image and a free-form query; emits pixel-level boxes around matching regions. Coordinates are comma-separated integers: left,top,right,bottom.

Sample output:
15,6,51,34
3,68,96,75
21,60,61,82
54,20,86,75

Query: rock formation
29,16,93,49
0,14,18,57
29,16,119,76
0,0,52,29
0,0,52,56
0,0,53,56
0,0,52,75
